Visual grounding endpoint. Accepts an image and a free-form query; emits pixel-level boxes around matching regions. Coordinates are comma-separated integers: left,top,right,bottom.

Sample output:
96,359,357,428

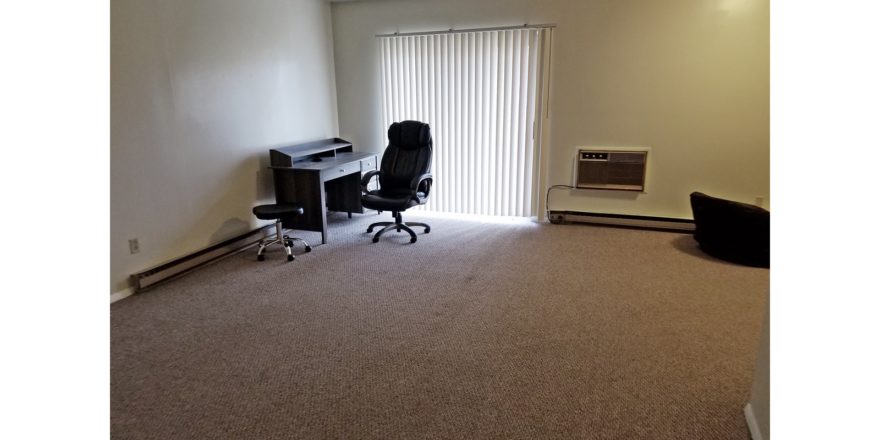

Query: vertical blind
379,28,547,217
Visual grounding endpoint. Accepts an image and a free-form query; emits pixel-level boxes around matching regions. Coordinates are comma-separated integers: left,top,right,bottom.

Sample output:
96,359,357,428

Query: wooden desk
269,138,377,244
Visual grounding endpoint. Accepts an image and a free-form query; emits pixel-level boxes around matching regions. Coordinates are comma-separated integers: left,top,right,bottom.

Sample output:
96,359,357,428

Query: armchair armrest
410,173,433,202
361,170,381,193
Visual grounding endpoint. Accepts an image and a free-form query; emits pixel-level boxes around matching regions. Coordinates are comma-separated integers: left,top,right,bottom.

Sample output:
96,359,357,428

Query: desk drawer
322,162,359,180
361,156,377,172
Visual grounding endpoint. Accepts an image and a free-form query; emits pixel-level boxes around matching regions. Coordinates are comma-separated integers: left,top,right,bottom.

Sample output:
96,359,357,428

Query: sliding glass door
379,28,550,217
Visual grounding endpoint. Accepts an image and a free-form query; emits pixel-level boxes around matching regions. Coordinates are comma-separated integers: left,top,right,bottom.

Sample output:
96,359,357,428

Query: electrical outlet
129,238,140,254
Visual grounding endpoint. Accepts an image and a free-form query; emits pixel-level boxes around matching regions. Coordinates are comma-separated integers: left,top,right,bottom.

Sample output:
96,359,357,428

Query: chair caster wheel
286,240,293,247
372,237,379,243
287,255,294,262
305,245,312,252
424,227,431,233
367,228,374,233
410,237,417,243
257,255,265,261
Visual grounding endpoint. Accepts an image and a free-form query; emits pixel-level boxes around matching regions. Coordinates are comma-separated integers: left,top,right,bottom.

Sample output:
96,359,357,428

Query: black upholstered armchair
361,121,434,243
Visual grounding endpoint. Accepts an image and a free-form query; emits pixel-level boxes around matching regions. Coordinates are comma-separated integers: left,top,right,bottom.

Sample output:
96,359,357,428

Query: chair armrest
410,173,433,201
361,170,381,193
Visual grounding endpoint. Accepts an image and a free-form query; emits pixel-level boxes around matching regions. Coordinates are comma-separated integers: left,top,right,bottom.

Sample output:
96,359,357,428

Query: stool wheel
410,237,417,243
305,245,312,252
287,255,294,262
372,237,379,243
257,254,265,261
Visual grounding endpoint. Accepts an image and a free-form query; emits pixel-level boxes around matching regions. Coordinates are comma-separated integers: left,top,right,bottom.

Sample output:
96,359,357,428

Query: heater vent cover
576,149,647,191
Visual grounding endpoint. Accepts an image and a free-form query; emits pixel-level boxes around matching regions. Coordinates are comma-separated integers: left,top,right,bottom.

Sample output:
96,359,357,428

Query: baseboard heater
548,210,694,232
130,225,274,293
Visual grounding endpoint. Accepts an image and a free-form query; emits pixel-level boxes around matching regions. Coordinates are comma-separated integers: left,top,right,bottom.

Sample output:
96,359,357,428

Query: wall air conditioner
575,148,648,191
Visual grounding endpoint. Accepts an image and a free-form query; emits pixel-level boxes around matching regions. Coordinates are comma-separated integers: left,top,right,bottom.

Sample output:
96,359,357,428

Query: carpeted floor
111,212,768,439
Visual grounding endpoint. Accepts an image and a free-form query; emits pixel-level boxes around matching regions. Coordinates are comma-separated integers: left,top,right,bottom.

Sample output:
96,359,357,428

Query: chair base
256,220,311,261
367,212,430,243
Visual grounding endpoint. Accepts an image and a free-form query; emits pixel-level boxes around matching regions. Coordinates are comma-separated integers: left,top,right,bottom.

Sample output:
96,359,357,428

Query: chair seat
362,190,426,211
252,203,304,220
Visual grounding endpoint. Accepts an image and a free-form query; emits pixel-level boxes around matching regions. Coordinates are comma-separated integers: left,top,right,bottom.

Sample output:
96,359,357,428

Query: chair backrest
379,121,433,192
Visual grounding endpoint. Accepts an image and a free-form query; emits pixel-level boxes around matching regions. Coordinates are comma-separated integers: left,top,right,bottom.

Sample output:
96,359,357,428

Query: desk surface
289,151,376,171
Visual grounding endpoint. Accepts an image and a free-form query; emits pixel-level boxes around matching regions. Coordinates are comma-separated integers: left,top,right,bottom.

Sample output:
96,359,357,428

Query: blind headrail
376,23,556,38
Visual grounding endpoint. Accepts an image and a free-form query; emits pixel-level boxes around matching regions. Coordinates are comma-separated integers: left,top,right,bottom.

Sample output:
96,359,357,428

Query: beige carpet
111,212,768,439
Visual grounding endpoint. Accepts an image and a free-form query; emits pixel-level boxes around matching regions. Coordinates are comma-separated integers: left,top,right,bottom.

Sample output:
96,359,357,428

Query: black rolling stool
252,203,311,262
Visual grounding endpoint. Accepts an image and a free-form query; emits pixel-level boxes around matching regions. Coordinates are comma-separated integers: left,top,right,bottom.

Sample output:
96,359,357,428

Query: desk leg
290,171,328,244
312,174,328,244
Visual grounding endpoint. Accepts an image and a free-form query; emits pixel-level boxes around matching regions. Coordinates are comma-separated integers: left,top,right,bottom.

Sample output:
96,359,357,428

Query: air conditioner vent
576,149,647,191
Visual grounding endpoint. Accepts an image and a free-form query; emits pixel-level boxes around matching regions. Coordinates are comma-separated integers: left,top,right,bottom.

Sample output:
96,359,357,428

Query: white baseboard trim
549,210,695,232
743,403,764,440
130,225,272,293
110,287,134,304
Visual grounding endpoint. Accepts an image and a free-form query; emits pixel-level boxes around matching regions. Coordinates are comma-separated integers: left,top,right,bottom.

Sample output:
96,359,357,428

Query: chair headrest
388,121,432,150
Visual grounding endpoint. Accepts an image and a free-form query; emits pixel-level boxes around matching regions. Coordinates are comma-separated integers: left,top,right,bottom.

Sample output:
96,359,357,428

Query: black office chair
361,121,433,243
252,203,311,261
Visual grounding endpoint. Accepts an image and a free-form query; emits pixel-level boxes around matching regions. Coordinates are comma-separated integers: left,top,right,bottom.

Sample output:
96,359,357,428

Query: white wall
331,0,769,218
111,0,339,293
